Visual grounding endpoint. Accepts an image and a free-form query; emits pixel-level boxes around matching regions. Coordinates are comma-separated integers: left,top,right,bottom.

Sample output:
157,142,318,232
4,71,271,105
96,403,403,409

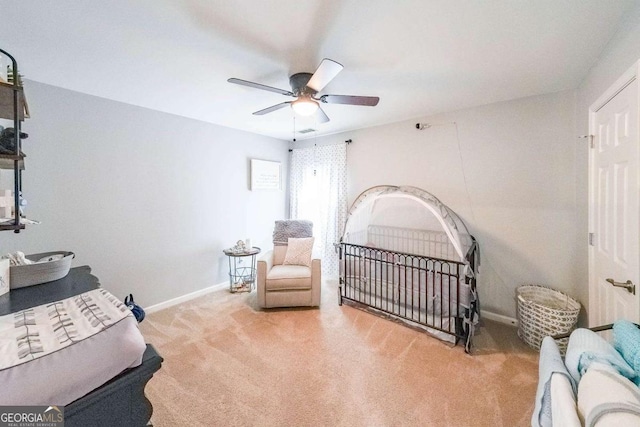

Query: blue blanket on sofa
532,336,577,427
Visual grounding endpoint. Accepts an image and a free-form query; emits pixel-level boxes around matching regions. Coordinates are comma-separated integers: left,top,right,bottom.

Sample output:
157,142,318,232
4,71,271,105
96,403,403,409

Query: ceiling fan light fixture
291,98,319,116
228,58,379,123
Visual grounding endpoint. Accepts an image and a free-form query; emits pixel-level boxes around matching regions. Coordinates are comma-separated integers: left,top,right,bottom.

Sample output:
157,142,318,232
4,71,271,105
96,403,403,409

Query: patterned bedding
0,288,146,405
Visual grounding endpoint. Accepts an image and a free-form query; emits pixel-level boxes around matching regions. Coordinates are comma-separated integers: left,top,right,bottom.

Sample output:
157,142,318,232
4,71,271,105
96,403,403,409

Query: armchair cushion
266,265,312,290
283,237,314,267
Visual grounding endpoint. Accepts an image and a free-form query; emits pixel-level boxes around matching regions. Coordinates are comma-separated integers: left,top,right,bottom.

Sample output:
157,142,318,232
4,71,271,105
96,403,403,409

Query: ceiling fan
227,58,379,123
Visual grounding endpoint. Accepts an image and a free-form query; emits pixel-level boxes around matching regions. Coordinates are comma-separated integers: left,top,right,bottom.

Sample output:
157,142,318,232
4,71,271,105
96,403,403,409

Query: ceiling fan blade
315,106,330,123
228,78,294,97
306,59,343,92
320,95,380,106
253,102,292,115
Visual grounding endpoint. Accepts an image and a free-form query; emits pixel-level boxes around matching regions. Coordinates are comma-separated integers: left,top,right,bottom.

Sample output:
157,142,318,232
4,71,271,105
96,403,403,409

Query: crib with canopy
337,186,480,352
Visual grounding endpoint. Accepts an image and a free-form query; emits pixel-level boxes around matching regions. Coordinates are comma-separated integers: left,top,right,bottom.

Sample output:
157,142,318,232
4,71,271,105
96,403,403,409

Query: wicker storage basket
517,284,580,352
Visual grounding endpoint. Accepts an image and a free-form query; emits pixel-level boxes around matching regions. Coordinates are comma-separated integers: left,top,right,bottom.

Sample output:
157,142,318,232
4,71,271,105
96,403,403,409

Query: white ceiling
1,0,636,141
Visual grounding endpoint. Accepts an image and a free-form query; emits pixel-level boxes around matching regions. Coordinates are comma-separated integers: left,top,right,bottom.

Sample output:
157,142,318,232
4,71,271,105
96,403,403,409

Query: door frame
588,60,640,326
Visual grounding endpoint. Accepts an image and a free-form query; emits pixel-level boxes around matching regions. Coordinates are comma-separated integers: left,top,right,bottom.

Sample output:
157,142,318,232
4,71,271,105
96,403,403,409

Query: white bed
0,288,146,406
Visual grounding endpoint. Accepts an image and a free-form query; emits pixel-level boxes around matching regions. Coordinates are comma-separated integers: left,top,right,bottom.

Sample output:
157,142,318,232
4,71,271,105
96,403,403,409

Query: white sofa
533,324,640,427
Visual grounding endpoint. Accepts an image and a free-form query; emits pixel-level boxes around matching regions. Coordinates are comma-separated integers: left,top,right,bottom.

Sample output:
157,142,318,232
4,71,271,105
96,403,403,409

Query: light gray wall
294,90,577,319
5,5,637,319
0,81,289,307
574,5,640,318
289,5,640,323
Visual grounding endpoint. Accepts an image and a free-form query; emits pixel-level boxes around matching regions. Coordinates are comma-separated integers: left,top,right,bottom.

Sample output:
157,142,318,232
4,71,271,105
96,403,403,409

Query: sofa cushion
550,373,581,427
266,265,311,291
283,237,314,267
565,328,635,382
532,336,577,427
578,366,640,427
613,320,640,386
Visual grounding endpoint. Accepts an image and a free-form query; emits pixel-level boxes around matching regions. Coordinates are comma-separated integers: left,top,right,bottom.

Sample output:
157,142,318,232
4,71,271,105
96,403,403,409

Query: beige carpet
140,280,539,427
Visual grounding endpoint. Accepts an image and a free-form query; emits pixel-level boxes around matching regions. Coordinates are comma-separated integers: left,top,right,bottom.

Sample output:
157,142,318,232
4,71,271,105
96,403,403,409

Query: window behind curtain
289,144,347,276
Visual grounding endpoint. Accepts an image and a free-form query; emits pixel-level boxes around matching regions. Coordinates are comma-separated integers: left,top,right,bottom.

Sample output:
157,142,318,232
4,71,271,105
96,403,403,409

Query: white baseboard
145,285,521,327
145,281,228,314
481,310,518,327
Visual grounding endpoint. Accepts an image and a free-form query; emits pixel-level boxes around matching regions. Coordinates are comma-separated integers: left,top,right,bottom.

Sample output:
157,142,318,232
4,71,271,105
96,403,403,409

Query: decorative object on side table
232,239,246,253
223,244,261,293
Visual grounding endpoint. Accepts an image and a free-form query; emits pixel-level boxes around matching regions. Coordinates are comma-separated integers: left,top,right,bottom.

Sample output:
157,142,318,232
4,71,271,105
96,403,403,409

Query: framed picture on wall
251,159,281,190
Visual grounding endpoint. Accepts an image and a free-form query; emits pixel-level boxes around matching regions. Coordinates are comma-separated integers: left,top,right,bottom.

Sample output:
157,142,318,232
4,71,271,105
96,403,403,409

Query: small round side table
222,247,261,293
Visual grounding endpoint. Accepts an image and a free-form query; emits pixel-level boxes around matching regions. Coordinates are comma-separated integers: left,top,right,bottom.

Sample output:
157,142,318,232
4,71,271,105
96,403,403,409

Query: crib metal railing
338,243,468,342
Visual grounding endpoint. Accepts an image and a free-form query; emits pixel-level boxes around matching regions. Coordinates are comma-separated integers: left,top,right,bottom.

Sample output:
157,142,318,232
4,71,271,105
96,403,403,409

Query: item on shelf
0,190,28,219
18,190,26,216
0,190,11,218
6,65,23,86
9,251,74,289
0,127,27,154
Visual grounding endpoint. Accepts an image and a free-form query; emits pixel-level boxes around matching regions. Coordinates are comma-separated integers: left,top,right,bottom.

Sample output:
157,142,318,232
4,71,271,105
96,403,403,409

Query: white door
589,69,640,327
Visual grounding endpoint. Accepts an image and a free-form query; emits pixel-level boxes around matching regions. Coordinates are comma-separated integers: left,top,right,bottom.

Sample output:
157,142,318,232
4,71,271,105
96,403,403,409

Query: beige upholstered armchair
257,220,321,308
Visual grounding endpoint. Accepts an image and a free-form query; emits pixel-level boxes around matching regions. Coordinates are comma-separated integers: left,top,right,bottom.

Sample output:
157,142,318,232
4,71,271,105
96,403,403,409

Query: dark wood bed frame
0,266,163,426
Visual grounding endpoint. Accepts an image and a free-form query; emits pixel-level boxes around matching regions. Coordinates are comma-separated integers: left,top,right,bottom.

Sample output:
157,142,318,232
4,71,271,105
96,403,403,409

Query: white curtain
289,144,347,276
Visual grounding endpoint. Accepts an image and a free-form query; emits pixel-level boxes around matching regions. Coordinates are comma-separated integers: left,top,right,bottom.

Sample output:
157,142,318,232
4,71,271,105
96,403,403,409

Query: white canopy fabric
342,185,473,263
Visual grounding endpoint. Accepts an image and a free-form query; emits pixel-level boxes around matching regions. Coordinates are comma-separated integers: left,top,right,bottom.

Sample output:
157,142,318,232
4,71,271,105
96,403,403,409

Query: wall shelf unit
0,48,28,233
